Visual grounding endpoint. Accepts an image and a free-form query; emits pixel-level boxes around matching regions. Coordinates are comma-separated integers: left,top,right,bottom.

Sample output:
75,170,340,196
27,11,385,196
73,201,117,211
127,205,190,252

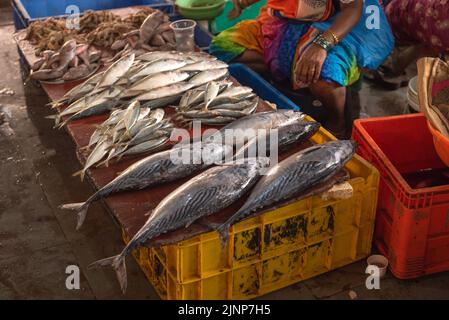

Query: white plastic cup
367,254,389,278
170,19,197,52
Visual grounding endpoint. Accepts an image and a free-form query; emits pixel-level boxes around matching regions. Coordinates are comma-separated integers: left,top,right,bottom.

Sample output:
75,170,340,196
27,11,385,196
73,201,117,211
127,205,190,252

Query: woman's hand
295,44,327,85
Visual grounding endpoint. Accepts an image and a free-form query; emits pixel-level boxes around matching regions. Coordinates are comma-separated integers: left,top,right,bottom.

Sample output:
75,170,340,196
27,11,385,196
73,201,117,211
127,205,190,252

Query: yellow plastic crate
122,118,380,299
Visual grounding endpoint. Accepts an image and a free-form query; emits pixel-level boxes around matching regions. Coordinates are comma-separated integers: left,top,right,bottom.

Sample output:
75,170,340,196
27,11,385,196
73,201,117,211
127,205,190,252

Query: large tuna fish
60,142,230,230
89,158,270,293
215,140,356,245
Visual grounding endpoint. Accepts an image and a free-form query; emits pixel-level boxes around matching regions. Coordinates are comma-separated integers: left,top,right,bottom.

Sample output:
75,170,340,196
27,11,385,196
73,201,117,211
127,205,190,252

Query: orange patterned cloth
266,0,335,21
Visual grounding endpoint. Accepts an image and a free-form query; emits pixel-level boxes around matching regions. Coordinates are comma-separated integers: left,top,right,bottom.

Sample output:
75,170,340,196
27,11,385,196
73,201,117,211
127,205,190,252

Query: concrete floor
0,8,448,300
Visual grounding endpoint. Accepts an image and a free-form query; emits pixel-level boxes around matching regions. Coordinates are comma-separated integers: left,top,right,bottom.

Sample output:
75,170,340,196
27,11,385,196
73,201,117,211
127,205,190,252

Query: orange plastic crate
352,114,449,279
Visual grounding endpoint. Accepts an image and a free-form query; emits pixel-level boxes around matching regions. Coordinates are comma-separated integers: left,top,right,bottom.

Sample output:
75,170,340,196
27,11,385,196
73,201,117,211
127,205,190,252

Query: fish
30,68,64,80
117,136,169,158
122,100,141,134
214,140,356,245
58,88,122,127
125,59,188,84
88,157,270,293
140,11,165,44
208,99,257,111
95,53,135,90
55,39,77,72
204,81,220,110
122,70,191,97
73,140,110,182
178,60,228,72
50,71,105,107
140,95,182,108
233,120,321,160
135,82,194,101
188,69,229,87
62,64,91,81
209,110,305,143
136,51,185,62
211,86,254,105
60,142,232,229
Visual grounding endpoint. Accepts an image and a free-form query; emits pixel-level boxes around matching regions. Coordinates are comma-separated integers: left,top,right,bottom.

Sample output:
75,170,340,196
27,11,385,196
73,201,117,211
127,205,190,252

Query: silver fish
118,136,169,158
135,82,194,101
88,157,269,293
123,100,141,134
188,69,229,87
127,59,187,84
73,140,110,182
204,81,220,110
215,140,356,244
179,60,228,72
59,142,231,229
95,53,135,89
124,70,191,95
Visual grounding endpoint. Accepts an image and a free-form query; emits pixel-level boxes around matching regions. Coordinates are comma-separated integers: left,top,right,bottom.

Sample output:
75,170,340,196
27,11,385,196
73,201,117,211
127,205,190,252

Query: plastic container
427,120,449,167
352,114,449,279
170,19,197,52
210,0,266,34
12,0,174,30
122,121,379,299
229,64,300,111
367,254,388,278
176,0,225,20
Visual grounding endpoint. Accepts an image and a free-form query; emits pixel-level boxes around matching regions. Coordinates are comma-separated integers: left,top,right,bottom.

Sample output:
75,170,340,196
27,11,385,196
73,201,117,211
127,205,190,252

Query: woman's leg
309,81,347,136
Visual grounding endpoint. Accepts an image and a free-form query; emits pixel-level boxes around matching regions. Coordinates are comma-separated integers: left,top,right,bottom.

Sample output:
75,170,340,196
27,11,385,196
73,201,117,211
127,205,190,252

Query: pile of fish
174,82,258,126
60,110,308,229
109,10,176,62
76,101,173,181
23,8,173,60
88,139,356,293
30,39,101,82
51,51,236,126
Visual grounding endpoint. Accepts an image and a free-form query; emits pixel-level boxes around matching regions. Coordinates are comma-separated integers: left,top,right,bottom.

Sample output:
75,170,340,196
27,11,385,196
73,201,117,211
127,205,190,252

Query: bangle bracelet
312,34,333,51
326,29,340,44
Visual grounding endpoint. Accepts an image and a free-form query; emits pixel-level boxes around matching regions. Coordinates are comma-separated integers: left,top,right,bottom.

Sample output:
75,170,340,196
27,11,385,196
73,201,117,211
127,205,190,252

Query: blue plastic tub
12,0,174,30
229,63,300,111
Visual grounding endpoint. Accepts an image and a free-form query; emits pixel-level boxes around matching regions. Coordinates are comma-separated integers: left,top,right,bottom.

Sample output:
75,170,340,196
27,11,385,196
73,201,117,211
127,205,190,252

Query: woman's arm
296,0,363,85
322,0,363,44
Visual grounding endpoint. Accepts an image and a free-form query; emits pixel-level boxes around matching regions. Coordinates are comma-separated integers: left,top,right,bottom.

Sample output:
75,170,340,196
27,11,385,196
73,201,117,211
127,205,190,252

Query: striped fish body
82,142,230,206
220,140,356,230
129,158,269,248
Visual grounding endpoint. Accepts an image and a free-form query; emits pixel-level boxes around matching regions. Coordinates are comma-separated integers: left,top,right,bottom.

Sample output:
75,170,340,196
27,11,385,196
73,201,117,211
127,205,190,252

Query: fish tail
72,169,86,181
88,254,128,294
216,224,230,248
59,202,90,230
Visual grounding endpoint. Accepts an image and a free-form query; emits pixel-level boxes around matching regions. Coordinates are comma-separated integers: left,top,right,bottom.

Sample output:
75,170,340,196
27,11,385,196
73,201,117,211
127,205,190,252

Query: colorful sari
386,0,449,53
210,0,394,89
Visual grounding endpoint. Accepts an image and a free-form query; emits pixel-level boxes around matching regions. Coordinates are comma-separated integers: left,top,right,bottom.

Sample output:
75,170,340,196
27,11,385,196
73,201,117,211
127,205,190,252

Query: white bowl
367,254,389,278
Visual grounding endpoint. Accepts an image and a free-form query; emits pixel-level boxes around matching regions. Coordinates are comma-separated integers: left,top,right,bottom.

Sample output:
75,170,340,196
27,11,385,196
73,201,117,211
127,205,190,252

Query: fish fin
72,169,86,181
96,158,109,168
88,254,127,294
59,202,90,230
216,224,230,248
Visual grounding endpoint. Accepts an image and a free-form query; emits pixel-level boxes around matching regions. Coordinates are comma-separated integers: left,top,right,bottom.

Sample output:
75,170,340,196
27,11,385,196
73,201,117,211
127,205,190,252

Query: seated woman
381,0,449,77
210,0,394,137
